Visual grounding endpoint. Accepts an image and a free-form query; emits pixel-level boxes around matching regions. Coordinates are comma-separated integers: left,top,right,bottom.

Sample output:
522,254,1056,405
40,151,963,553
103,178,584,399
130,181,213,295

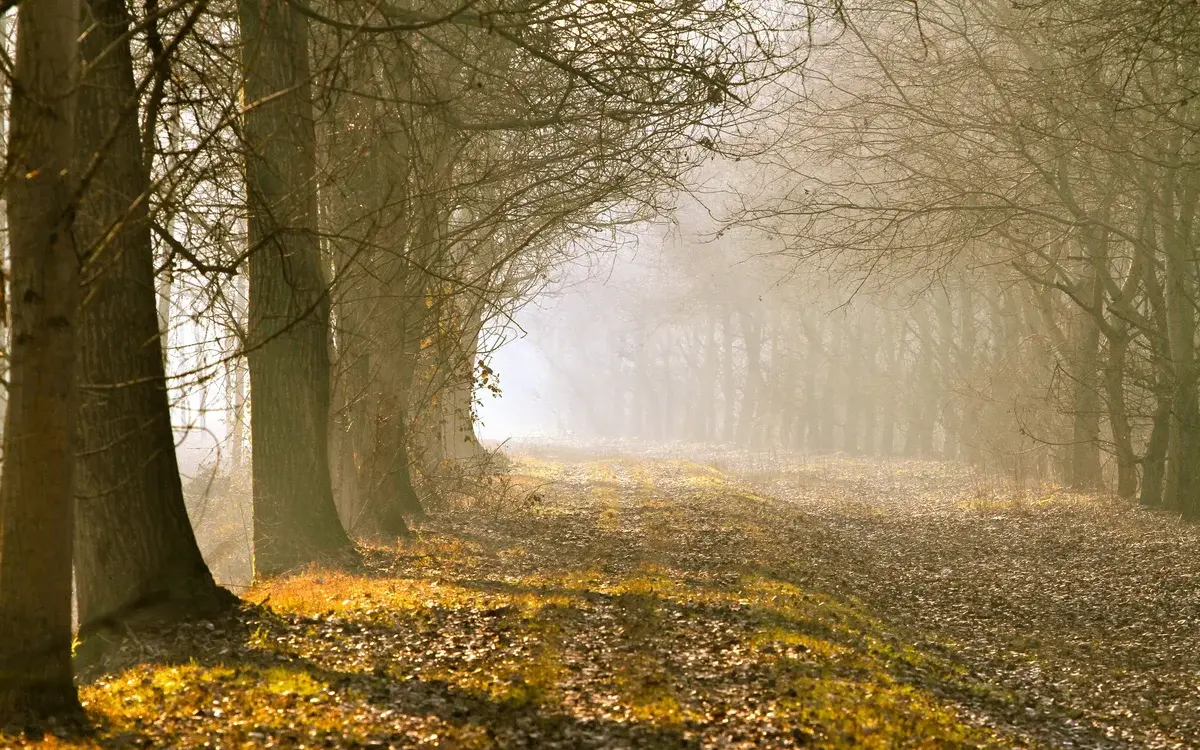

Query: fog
8,0,1200,740
136,0,1200,585
478,175,1066,491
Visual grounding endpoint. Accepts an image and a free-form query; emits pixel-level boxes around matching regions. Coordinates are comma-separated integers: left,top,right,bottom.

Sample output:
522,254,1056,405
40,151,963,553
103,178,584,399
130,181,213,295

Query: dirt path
707,452,1200,750
32,451,1199,748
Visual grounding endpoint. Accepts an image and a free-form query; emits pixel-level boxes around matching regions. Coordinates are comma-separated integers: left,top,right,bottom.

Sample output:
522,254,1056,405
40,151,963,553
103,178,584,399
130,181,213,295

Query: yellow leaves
597,505,621,531
780,676,988,748
751,627,852,661
263,667,324,697
37,456,1020,750
420,336,434,349
151,666,201,696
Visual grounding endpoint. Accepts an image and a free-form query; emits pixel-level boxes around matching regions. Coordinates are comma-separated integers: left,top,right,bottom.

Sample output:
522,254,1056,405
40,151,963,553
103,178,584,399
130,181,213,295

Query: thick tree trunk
763,311,783,448
820,331,838,452
239,0,354,576
1068,270,1105,491
801,314,823,451
905,307,936,458
841,315,860,455
1069,349,1105,489
229,275,248,470
1161,165,1200,516
72,0,234,639
1138,238,1171,507
1141,386,1171,508
231,357,247,469
611,332,628,436
0,0,83,721
636,340,658,439
325,201,416,536
665,336,679,439
1027,284,1072,483
784,320,805,449
989,288,1025,476
444,376,484,459
0,14,9,429
353,331,421,537
440,312,485,462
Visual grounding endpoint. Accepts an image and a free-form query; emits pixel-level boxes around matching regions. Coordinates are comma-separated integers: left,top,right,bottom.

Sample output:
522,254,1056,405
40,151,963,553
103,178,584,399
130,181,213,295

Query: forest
1,0,1199,746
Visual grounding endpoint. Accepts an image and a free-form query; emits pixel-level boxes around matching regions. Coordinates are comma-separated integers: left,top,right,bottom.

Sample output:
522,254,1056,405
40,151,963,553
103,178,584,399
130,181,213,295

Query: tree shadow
60,603,704,749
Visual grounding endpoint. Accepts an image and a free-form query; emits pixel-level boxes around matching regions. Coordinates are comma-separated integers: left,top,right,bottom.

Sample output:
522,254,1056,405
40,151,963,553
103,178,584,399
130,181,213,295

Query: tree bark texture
0,0,83,721
72,0,234,639
239,0,353,576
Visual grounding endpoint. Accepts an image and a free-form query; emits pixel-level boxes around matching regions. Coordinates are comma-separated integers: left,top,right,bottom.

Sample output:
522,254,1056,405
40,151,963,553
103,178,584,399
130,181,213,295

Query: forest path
715,452,1200,750
32,451,1197,748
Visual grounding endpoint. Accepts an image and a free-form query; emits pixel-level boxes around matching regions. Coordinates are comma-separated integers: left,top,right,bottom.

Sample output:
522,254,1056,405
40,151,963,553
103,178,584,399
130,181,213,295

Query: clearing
12,448,1200,748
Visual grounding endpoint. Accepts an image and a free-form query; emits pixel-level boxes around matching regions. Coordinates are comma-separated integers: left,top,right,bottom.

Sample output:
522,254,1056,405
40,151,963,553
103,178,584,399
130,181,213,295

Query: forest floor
11,446,1200,748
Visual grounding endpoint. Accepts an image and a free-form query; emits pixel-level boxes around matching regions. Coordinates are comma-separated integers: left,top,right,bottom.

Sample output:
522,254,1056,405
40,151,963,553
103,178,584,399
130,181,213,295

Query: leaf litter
15,447,1180,748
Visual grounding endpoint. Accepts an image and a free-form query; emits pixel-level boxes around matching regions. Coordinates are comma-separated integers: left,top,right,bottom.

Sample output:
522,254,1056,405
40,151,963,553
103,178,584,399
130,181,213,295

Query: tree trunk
721,306,736,442
1161,162,1200,516
0,12,10,430
660,336,674,439
239,0,354,576
877,310,900,457
1141,386,1171,507
699,313,717,441
442,314,485,461
1103,333,1137,499
0,0,83,721
1140,253,1171,507
841,314,860,455
1075,298,1099,492
820,327,838,452
936,288,959,460
905,306,936,458
353,328,421,537
859,307,877,456
801,312,822,451
735,312,761,445
72,0,234,640
958,278,981,464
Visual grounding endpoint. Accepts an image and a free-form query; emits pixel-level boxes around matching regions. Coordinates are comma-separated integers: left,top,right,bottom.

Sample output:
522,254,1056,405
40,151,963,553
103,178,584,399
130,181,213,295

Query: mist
3,0,1200,744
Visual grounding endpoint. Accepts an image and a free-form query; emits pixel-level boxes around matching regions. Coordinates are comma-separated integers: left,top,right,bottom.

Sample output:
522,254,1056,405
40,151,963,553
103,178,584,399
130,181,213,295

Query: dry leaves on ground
7,451,1023,749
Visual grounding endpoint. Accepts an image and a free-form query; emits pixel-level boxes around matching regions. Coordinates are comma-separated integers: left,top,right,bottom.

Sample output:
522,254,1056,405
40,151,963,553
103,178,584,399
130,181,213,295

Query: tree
72,0,236,640
0,0,84,723
305,0,798,528
239,0,355,576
